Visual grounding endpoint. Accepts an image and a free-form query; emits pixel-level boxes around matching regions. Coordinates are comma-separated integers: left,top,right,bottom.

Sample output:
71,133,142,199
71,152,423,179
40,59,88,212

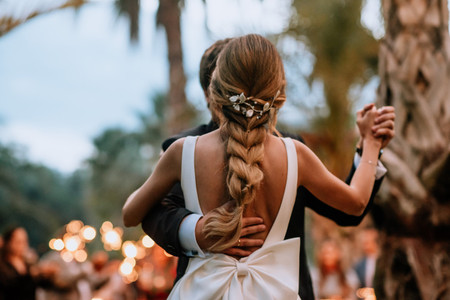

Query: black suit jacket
141,120,383,300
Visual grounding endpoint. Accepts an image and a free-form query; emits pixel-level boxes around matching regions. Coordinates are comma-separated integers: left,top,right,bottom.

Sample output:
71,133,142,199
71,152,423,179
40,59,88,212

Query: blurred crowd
0,225,380,300
311,228,380,300
0,226,177,300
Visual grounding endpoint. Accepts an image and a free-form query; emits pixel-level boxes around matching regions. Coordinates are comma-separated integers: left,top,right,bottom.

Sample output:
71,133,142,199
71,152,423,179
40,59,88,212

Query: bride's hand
357,104,380,143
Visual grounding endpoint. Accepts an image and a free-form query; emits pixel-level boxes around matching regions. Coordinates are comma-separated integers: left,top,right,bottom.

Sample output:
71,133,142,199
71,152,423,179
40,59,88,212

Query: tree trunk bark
374,0,450,299
157,0,192,135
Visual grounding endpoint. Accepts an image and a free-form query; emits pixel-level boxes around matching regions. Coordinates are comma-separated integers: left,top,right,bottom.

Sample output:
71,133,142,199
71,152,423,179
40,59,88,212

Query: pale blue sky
0,0,381,173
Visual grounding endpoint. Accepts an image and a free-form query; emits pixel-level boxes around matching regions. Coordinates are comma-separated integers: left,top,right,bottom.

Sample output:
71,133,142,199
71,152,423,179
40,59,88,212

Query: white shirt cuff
354,153,387,180
178,214,206,258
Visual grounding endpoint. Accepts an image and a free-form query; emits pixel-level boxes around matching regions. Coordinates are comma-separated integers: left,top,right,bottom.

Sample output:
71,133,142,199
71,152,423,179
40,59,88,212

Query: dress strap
181,136,202,215
264,137,298,246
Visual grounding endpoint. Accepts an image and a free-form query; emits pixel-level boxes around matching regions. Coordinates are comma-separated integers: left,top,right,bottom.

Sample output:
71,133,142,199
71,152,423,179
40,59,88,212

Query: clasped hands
196,104,395,258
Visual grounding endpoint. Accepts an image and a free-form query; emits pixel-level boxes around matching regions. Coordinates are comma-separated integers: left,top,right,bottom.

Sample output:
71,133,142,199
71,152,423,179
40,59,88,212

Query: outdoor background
1,0,449,299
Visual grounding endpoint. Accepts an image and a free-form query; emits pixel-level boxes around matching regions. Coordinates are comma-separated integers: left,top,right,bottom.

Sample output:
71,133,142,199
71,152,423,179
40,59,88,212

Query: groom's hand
195,216,265,257
222,217,265,257
357,104,395,150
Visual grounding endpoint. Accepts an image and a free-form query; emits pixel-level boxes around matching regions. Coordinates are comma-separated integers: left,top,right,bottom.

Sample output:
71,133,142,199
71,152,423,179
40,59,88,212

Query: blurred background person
36,249,92,300
354,228,380,289
90,251,135,300
311,239,359,300
0,226,55,300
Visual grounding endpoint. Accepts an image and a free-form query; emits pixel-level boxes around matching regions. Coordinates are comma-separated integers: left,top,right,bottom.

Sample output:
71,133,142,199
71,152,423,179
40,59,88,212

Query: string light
80,225,96,241
74,249,88,262
66,220,83,234
142,235,155,248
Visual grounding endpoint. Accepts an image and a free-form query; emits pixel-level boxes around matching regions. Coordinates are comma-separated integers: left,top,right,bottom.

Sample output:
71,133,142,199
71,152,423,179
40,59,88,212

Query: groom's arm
141,183,192,257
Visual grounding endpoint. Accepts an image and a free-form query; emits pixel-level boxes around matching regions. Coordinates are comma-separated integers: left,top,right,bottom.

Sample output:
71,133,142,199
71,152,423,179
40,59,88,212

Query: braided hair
203,34,286,251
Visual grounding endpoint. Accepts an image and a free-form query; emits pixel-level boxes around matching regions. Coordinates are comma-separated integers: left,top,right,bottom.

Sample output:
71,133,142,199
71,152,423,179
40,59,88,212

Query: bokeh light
122,241,137,258
103,229,122,251
119,259,134,276
74,249,88,262
61,250,74,262
100,221,113,234
53,239,64,251
80,225,96,241
64,235,82,252
66,220,84,234
142,235,155,248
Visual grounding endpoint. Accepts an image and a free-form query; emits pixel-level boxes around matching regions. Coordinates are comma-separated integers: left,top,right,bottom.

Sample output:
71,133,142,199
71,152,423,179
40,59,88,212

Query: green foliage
0,143,86,254
282,0,378,176
85,93,170,231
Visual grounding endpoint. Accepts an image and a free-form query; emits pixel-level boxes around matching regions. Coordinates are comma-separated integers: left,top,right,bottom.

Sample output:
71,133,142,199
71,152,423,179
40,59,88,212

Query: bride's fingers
363,103,375,112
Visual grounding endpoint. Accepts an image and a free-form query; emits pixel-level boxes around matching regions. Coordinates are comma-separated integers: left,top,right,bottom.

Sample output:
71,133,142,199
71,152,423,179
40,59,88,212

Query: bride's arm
122,138,184,227
296,107,382,216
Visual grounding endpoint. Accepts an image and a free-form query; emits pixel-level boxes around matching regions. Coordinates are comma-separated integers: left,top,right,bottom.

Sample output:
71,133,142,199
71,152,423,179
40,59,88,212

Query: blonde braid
202,34,286,252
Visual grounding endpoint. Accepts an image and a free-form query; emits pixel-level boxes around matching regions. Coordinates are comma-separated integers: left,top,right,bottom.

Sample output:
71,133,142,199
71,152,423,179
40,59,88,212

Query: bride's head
209,34,286,131
203,34,287,251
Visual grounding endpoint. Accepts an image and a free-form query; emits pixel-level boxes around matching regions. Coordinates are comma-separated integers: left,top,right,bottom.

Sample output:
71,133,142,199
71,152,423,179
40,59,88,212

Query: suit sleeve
140,182,192,256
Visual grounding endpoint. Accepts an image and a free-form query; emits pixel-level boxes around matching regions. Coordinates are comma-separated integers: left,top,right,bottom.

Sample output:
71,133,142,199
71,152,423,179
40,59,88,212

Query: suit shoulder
278,130,305,144
162,124,210,151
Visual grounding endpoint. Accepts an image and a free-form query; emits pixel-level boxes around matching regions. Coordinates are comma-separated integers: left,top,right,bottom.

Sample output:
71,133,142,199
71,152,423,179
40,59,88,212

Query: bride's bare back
194,131,288,245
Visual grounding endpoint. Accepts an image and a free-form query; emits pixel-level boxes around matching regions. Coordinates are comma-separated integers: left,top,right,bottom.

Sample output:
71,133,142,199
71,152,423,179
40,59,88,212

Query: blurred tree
373,0,450,299
0,0,85,37
85,128,148,225
0,142,86,254
115,0,140,43
85,93,169,229
116,0,197,135
156,0,198,134
286,0,378,178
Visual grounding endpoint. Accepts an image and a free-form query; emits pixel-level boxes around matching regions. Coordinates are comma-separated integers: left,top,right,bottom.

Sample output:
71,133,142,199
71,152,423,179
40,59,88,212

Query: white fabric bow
168,238,301,300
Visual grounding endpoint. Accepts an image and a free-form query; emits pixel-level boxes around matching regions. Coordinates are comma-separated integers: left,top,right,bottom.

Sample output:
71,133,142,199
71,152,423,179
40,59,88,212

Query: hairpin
228,90,280,119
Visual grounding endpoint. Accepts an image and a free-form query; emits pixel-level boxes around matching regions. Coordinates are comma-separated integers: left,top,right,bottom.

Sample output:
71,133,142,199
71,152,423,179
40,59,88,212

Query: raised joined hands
357,103,395,150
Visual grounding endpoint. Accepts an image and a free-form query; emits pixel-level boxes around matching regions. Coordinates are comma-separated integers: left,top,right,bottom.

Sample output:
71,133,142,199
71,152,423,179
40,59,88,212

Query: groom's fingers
240,224,266,237
241,217,264,227
238,238,264,248
375,112,395,125
223,248,252,257
223,238,264,257
240,217,265,237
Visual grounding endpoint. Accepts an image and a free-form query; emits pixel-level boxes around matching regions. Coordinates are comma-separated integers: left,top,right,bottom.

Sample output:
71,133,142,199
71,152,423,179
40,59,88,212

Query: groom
141,38,395,299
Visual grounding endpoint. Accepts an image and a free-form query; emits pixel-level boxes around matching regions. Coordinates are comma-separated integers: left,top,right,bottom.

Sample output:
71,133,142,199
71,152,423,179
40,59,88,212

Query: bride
122,34,382,299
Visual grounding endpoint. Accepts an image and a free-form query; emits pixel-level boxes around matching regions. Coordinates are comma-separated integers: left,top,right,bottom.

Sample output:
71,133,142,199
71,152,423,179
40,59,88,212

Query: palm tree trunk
157,0,190,135
374,0,450,299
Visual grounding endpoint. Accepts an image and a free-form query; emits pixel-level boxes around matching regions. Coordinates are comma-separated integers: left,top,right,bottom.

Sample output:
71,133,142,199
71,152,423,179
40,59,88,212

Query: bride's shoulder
162,137,186,163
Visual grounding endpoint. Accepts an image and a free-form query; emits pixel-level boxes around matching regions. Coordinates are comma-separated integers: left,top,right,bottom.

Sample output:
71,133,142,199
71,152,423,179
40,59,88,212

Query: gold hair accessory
228,91,280,119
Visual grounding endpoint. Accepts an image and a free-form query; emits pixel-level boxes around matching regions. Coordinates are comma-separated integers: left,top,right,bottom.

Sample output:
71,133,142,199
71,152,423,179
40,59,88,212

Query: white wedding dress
167,136,301,300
